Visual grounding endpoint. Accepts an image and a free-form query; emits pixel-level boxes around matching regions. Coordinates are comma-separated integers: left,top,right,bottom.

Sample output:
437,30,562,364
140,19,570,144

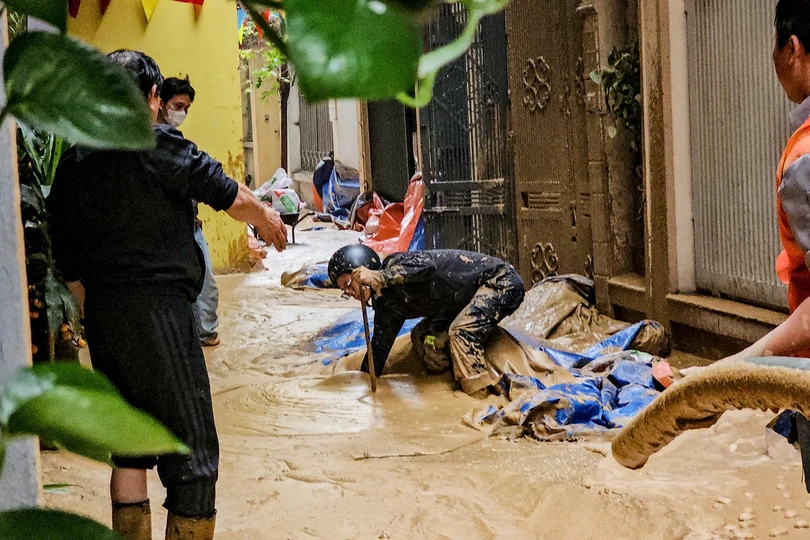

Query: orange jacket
777,115,810,313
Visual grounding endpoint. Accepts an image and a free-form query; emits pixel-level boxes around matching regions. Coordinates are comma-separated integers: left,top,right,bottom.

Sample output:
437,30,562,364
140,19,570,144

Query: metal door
687,0,791,307
507,0,591,285
420,6,516,263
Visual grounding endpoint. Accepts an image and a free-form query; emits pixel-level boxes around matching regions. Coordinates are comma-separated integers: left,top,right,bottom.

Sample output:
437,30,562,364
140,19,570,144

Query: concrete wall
0,15,41,510
246,53,282,186
68,0,249,272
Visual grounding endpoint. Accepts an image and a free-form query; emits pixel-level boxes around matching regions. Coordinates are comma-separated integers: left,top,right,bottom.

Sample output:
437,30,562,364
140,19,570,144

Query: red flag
100,0,111,14
173,0,204,5
69,0,81,17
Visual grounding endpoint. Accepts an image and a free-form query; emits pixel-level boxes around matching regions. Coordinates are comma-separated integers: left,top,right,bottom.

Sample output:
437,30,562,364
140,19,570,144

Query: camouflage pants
411,266,525,394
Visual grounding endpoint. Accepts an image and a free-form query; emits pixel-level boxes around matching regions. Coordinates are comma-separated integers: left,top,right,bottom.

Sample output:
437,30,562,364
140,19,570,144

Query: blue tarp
314,307,664,436
311,308,421,366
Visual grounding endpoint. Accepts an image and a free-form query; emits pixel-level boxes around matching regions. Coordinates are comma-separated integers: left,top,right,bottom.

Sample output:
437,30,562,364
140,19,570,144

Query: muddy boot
112,500,152,540
165,512,216,540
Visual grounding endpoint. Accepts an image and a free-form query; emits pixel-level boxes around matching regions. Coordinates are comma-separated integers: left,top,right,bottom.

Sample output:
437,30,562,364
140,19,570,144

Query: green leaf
608,125,618,138
589,71,601,84
1,364,188,465
0,509,119,540
2,0,68,32
3,32,154,150
283,0,422,100
43,483,78,493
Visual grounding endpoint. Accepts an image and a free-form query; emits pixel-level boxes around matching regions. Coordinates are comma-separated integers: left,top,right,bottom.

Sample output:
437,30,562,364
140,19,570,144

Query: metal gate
298,95,333,172
506,0,591,286
687,0,791,307
420,6,515,263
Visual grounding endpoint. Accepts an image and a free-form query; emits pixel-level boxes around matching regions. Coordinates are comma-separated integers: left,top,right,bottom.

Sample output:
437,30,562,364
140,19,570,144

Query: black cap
328,244,382,284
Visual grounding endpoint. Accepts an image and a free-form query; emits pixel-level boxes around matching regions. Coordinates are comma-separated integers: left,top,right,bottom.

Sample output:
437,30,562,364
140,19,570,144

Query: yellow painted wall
68,0,249,271
247,55,282,185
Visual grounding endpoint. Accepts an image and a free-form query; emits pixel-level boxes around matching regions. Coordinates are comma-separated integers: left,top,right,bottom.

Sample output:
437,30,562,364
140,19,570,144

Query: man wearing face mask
159,77,221,346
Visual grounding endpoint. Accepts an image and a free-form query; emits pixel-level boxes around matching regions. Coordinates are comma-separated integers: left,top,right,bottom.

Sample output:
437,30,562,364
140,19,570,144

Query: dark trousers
411,266,525,393
84,287,219,518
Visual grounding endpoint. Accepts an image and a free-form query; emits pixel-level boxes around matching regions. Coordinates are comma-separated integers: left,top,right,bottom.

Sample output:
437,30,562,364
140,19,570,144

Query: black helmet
328,244,382,283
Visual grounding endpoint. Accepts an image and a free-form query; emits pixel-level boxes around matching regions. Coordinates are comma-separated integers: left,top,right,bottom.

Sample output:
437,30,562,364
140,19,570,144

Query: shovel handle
360,296,377,392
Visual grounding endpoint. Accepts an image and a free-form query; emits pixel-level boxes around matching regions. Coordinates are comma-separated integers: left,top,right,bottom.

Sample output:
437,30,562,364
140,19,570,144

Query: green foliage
240,0,511,106
18,123,65,187
0,363,190,465
3,32,155,149
2,0,67,32
0,508,120,540
239,17,288,99
591,40,642,178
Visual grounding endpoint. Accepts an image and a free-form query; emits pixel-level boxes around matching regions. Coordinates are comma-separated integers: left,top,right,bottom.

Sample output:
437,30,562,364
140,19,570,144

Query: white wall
331,99,361,169
0,16,41,510
669,0,696,292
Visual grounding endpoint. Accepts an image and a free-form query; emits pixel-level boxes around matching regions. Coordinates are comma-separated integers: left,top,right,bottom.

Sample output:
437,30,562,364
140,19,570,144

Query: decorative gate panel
507,0,591,285
420,6,515,263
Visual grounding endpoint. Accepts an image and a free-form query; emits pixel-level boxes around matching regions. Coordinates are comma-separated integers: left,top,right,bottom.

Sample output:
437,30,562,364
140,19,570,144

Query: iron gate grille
420,6,515,263
299,96,333,172
687,0,791,308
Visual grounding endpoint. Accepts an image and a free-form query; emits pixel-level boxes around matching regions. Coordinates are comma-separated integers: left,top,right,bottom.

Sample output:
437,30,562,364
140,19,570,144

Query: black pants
85,287,219,518
411,266,525,393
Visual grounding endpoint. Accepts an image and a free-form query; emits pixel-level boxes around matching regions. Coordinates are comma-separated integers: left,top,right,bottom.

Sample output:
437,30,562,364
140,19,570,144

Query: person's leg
448,268,525,395
411,318,452,374
85,291,219,538
193,226,220,346
109,469,151,540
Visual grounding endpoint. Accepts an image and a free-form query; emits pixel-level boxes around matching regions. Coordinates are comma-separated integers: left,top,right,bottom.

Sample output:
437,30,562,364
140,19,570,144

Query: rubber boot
112,500,152,540
165,512,216,540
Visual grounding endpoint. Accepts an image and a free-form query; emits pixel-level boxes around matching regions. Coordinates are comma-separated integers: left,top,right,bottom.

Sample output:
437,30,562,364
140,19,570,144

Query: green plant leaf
0,509,119,540
1,363,188,465
589,71,601,84
283,0,422,101
608,125,618,138
2,0,68,32
43,483,77,493
3,32,154,150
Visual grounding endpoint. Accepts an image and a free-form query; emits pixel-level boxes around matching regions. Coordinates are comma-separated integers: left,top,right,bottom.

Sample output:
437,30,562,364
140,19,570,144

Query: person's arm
361,297,406,377
352,252,435,294
225,183,287,252
778,155,810,262
174,134,287,251
723,296,810,363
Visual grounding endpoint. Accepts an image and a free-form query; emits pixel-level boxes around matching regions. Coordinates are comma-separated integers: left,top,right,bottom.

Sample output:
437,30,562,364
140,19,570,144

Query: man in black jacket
328,246,525,396
48,50,286,539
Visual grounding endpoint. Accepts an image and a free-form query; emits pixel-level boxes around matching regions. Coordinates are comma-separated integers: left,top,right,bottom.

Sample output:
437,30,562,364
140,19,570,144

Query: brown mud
41,225,810,539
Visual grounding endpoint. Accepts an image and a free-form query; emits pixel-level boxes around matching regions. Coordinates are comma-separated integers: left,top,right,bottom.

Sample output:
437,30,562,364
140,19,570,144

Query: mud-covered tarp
281,262,333,290
311,308,421,366
309,274,671,440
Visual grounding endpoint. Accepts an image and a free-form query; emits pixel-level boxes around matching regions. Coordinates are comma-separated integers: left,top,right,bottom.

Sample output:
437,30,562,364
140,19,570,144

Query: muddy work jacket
363,250,516,375
777,96,810,313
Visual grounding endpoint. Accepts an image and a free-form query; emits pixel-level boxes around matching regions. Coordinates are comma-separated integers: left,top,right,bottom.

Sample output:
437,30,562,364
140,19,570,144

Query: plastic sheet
323,164,361,223
311,308,421,366
281,262,333,290
363,173,425,256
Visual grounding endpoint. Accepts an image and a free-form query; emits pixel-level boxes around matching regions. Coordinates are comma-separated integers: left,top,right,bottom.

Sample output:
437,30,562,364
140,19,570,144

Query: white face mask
166,109,186,128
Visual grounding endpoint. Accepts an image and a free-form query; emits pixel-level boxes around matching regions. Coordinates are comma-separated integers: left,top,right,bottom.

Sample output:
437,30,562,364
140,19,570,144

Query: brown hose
611,358,810,469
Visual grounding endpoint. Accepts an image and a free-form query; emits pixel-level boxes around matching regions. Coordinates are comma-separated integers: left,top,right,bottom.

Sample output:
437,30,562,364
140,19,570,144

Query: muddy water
40,225,810,539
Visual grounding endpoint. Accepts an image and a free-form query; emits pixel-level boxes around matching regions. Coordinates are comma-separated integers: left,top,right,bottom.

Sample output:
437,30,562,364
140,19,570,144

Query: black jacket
47,125,239,300
366,250,513,374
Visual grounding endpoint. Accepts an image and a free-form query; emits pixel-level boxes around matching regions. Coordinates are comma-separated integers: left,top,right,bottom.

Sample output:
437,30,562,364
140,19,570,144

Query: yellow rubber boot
112,500,152,540
165,512,216,540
